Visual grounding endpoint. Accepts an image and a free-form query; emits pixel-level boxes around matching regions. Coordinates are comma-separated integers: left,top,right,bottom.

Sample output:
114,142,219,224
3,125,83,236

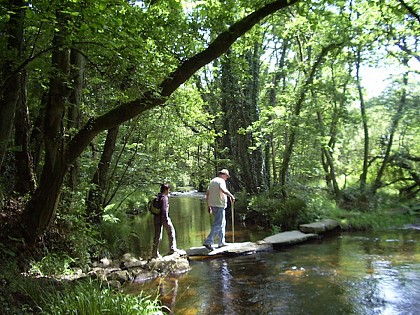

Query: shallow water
125,195,420,315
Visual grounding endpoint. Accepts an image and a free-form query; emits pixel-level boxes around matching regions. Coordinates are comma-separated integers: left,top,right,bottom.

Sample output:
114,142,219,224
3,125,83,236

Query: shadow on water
125,195,420,315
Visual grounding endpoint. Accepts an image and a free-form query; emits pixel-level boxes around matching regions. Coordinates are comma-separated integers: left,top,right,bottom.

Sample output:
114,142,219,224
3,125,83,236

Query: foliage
245,190,320,231
0,260,62,315
241,185,418,231
99,203,133,257
39,280,164,315
327,207,418,231
29,253,76,277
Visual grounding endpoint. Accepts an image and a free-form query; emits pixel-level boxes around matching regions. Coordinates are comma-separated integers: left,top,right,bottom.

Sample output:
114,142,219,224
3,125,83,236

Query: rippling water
125,195,420,315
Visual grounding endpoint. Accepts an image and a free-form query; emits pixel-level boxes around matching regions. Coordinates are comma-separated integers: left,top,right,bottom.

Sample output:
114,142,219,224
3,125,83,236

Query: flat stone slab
186,242,272,259
299,219,340,234
263,230,317,245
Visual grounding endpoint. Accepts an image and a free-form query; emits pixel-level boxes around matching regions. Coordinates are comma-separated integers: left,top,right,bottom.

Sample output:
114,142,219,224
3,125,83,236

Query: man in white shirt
203,169,235,250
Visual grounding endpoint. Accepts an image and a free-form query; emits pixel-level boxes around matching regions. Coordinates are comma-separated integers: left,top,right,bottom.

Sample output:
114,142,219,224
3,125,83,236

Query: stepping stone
263,230,317,245
207,242,272,256
299,219,340,234
186,242,272,259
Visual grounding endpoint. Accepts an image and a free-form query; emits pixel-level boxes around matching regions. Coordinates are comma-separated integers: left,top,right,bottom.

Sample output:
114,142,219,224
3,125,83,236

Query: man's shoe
203,244,213,251
218,243,228,248
167,248,179,255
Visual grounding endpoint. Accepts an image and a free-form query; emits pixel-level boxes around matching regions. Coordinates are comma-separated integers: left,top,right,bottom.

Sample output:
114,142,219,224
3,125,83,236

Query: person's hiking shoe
167,249,180,255
203,244,213,251
218,243,228,248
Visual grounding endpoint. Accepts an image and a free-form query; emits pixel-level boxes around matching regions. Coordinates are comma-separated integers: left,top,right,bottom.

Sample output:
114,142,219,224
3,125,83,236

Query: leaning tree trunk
23,0,299,242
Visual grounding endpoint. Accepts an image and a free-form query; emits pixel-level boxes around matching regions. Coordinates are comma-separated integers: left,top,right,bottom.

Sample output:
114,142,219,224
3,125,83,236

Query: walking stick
231,201,235,243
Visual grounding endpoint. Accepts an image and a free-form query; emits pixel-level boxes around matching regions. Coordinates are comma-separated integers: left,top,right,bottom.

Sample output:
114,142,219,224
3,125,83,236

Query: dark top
157,193,170,221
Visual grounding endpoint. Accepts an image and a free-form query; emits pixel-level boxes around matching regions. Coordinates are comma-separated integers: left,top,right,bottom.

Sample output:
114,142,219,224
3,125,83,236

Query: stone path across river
85,219,341,287
186,219,340,259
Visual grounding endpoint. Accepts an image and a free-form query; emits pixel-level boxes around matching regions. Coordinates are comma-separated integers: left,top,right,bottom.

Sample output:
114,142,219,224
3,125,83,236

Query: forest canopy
0,0,419,248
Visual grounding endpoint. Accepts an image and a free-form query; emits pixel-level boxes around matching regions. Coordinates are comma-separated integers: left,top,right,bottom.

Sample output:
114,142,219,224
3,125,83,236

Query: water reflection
125,197,420,315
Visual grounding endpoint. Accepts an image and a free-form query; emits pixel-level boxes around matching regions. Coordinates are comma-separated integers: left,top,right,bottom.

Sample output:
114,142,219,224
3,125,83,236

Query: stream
124,194,420,315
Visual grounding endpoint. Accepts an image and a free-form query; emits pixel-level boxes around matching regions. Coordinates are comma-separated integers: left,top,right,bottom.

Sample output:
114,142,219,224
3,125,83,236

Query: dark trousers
152,214,176,257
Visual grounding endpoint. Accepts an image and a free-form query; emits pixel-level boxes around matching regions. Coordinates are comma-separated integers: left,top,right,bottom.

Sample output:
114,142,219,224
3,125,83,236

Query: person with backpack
151,183,178,259
203,169,235,251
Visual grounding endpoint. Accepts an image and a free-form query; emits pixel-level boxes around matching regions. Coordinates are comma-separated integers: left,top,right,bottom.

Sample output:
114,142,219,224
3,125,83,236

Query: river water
125,194,420,315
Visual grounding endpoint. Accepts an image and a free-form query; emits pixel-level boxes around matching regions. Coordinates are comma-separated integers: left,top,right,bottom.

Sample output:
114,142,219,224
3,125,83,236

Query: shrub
99,204,132,257
246,192,283,227
245,192,315,231
272,196,316,231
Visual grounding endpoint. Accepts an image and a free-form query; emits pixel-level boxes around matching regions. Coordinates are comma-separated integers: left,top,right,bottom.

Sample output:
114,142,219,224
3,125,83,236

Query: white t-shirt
207,177,227,208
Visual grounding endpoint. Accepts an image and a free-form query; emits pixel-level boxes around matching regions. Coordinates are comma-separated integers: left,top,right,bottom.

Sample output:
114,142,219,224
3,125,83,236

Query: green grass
39,279,165,315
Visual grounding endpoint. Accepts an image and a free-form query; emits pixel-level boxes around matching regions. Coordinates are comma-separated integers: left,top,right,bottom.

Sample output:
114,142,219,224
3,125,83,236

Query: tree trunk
218,51,237,188
279,44,340,198
30,93,47,178
268,39,288,186
0,0,25,171
316,62,349,201
86,126,119,224
14,71,36,193
372,60,408,194
355,48,369,193
234,47,261,193
219,43,265,194
66,49,85,192
23,8,71,242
